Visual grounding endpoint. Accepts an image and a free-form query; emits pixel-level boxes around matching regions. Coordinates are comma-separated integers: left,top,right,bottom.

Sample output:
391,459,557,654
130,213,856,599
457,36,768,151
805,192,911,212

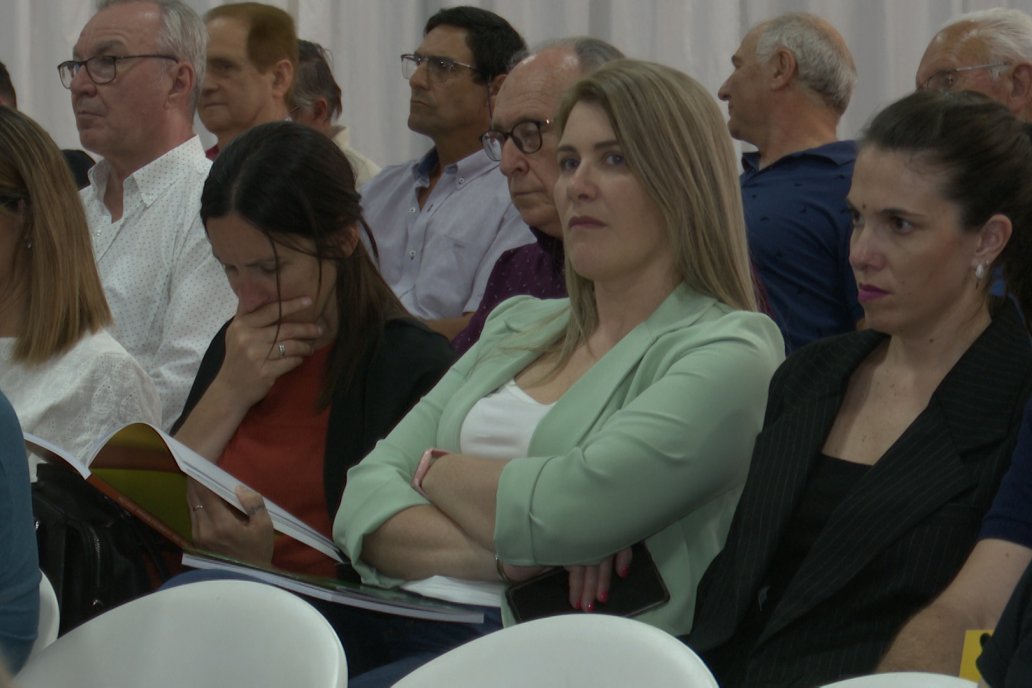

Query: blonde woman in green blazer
334,59,784,686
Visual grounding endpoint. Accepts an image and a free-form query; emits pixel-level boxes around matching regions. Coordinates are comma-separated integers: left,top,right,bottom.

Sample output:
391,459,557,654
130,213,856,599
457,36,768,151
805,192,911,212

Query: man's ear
489,73,506,97
1007,62,1032,117
769,47,797,91
168,61,195,105
973,214,1013,269
270,58,295,100
312,97,331,126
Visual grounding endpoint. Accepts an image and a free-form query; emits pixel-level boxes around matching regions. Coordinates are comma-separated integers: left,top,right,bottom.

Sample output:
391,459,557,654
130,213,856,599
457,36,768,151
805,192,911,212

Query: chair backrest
819,672,977,687
14,579,346,688
28,571,59,657
393,613,717,687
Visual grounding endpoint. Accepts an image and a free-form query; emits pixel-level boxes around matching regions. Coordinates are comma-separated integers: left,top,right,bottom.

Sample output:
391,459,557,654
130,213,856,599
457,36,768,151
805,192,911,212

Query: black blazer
173,318,456,518
686,300,1032,688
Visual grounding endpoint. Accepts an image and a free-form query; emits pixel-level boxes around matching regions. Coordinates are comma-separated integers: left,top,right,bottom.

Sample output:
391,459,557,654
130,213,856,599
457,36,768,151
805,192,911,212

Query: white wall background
5,0,1031,167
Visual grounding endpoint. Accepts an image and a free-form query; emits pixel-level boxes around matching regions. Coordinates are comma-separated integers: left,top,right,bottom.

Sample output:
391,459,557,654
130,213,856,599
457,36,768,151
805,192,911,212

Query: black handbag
31,463,178,633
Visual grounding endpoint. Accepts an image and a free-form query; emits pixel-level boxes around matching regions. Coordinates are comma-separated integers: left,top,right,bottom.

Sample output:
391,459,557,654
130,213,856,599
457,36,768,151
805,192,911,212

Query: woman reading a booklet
334,59,784,686
0,107,160,463
171,122,455,577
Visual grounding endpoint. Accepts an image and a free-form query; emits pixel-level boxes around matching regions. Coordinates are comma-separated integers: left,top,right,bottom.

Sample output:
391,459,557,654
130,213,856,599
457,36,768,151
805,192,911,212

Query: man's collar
742,139,856,172
87,137,207,207
412,147,496,182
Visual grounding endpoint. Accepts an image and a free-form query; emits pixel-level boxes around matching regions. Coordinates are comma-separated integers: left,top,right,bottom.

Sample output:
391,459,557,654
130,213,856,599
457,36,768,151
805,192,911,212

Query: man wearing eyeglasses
451,38,624,354
915,8,1032,118
199,3,297,160
718,13,860,354
360,6,532,338
62,0,235,429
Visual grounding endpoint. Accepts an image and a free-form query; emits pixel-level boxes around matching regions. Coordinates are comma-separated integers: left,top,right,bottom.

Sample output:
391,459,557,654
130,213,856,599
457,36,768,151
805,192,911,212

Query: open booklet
25,423,484,623
182,552,484,623
25,423,341,561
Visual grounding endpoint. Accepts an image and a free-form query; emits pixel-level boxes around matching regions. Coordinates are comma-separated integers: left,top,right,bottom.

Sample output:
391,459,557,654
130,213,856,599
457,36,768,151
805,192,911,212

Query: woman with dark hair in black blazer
685,91,1032,687
172,122,455,576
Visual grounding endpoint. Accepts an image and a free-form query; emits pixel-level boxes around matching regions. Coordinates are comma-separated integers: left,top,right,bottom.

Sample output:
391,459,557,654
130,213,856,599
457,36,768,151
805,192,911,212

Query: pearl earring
975,263,987,282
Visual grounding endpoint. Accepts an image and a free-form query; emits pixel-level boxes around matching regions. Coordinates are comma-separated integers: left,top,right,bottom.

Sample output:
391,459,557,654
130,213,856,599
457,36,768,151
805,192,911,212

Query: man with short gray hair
719,12,860,352
290,39,381,186
916,7,1032,119
64,0,235,428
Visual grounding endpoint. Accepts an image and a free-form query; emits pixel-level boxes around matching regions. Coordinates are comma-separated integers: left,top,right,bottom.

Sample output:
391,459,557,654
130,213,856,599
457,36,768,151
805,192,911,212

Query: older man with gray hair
289,39,381,186
718,12,860,352
916,7,1032,119
64,0,235,428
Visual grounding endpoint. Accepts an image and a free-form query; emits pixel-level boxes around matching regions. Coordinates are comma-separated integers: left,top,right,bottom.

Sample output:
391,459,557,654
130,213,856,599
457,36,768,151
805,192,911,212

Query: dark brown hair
201,121,407,407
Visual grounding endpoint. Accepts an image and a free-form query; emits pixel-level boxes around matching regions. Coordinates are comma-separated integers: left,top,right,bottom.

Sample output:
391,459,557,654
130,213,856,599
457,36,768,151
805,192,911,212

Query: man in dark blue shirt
719,13,861,352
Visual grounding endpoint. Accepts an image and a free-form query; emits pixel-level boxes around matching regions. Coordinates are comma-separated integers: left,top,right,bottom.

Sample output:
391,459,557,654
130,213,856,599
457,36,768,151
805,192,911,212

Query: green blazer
335,286,784,634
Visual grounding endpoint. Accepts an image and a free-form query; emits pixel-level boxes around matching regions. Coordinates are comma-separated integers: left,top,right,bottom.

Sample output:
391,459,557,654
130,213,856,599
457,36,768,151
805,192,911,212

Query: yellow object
959,628,992,681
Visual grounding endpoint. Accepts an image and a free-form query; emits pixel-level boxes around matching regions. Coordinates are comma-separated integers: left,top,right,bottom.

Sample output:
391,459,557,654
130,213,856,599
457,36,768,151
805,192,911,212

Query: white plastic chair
820,672,977,687
15,579,347,688
392,613,717,687
27,571,59,657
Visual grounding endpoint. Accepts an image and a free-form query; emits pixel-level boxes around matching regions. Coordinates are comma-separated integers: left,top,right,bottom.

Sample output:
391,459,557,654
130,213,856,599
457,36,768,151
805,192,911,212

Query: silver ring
192,504,205,512
278,342,287,358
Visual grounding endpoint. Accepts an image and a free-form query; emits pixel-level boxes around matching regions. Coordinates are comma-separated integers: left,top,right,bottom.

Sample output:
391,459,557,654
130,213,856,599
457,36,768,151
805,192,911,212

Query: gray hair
941,8,1032,74
508,36,625,73
97,0,206,111
291,39,342,120
755,12,856,114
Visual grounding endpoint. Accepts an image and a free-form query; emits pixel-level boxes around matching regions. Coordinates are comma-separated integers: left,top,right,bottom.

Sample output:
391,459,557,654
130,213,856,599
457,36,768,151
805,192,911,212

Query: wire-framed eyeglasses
400,53,478,82
57,54,178,89
481,119,553,161
921,62,1009,92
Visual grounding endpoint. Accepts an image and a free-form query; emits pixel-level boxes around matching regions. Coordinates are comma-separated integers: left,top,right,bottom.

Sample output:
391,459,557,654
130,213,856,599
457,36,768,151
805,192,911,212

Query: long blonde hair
548,59,756,362
0,106,111,363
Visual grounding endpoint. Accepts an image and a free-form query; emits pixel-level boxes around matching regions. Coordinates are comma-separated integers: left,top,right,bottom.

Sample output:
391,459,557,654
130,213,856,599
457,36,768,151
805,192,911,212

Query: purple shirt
452,227,566,354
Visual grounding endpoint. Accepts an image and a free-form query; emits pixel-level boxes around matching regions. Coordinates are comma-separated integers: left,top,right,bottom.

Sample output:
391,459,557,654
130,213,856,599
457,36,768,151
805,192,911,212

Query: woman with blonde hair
0,106,159,461
334,59,784,686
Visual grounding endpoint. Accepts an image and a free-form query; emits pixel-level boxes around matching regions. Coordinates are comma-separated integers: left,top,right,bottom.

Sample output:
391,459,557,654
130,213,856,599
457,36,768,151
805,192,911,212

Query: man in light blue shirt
361,6,532,337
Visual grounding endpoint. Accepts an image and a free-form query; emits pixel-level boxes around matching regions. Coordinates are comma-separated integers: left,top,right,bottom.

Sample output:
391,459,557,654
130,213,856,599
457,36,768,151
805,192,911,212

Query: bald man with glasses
61,0,235,429
915,8,1032,120
451,37,624,353
360,6,532,338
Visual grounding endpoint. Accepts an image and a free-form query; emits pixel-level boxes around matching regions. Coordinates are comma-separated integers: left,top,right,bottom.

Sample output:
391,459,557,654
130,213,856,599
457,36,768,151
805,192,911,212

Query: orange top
220,345,337,577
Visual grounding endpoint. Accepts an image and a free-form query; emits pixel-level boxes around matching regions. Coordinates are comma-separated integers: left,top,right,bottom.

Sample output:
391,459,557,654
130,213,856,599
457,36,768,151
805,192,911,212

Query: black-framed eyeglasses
57,54,179,89
400,53,478,82
481,119,553,161
921,62,1009,92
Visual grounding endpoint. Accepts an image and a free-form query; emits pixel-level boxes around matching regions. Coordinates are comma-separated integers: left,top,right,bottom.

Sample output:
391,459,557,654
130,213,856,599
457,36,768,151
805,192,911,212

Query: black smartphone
504,542,670,623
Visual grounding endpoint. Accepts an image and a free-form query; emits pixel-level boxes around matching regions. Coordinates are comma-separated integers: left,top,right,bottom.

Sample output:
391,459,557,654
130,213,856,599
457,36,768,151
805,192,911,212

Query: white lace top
0,330,161,466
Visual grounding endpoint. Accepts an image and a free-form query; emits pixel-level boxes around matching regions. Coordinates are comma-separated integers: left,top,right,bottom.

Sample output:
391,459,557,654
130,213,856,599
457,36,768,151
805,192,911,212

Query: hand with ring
210,296,324,411
186,479,275,566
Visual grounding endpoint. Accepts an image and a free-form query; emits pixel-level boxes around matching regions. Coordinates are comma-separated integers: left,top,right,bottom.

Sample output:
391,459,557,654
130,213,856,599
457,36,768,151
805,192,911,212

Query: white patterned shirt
82,136,236,430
